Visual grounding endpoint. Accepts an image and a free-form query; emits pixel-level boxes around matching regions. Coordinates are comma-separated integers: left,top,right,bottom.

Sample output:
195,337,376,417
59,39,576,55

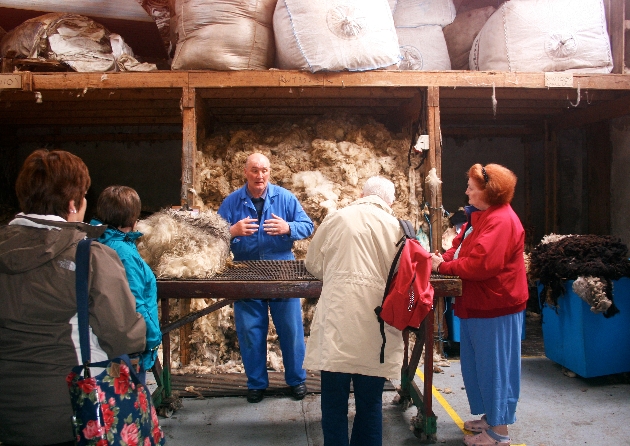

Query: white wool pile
442,226,457,251
572,276,612,314
540,233,571,245
172,113,426,374
136,208,231,279
195,113,424,230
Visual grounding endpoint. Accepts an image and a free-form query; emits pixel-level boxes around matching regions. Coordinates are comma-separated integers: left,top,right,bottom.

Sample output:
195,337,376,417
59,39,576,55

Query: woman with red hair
432,163,528,446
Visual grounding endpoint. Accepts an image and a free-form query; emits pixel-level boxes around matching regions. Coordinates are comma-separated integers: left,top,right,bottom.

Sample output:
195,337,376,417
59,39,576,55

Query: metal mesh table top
202,260,318,281
164,261,459,283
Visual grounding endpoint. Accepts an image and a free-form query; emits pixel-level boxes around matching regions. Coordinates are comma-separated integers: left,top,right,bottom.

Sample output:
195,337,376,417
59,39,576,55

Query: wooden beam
442,126,539,137
178,298,191,367
605,0,625,74
181,86,197,208
24,71,630,92
0,116,182,126
206,106,400,116
15,133,182,143
427,86,443,253
440,87,622,101
548,94,630,131
204,97,407,108
199,86,420,100
0,89,183,102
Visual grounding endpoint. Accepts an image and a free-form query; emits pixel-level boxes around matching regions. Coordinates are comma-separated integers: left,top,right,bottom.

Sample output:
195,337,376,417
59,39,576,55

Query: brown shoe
464,415,490,433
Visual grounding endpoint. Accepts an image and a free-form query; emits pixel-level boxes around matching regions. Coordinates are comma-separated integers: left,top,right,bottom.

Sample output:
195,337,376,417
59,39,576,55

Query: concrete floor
158,356,630,446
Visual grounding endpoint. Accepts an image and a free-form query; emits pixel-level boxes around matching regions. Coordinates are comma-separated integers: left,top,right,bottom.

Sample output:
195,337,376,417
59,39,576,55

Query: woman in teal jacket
91,185,162,383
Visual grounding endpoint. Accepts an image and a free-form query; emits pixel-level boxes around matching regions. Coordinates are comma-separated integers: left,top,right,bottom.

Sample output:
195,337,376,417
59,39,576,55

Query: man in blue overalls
218,152,314,403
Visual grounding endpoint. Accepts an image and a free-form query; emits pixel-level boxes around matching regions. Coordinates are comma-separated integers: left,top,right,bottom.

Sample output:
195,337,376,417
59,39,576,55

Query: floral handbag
67,239,166,445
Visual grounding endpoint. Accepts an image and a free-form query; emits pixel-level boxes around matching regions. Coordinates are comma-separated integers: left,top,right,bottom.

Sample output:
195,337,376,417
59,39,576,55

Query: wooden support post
178,298,192,366
426,86,445,356
604,0,625,74
426,86,443,252
181,86,197,208
178,85,199,366
401,89,424,227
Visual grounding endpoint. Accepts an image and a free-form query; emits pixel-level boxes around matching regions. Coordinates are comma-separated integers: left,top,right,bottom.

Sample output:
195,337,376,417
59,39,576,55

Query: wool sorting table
155,260,461,441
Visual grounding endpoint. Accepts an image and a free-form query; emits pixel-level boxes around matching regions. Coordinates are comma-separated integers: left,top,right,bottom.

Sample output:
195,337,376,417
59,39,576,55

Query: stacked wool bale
171,0,276,70
273,0,401,72
443,2,497,70
171,113,424,373
392,0,455,70
470,0,613,73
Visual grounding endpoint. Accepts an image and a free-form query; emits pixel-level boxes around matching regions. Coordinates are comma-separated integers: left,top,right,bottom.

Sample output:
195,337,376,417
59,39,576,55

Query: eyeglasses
481,166,489,184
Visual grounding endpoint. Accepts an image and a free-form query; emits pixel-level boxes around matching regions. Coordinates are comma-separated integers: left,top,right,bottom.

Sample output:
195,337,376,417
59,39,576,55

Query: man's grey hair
362,176,395,205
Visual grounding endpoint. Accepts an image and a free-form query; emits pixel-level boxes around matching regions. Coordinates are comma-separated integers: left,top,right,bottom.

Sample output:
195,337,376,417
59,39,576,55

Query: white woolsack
171,0,276,70
273,0,401,72
396,25,451,71
136,208,231,279
469,0,613,73
392,0,456,28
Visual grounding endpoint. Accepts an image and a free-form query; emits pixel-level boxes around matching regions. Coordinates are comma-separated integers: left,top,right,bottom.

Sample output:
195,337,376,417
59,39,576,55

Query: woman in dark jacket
0,149,146,446
432,163,528,446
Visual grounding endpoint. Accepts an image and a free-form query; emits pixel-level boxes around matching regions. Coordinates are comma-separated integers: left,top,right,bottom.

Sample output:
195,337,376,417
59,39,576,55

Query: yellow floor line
415,368,526,446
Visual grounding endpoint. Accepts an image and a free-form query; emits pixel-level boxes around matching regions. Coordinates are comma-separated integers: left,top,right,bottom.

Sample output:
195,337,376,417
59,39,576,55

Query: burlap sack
443,6,496,70
171,0,275,70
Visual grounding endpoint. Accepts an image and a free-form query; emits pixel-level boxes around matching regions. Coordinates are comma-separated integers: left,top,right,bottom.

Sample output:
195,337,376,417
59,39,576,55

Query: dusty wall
611,116,630,247
10,125,182,218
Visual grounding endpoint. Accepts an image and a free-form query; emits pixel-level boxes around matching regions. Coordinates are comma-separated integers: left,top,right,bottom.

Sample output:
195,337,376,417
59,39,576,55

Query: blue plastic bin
540,277,630,378
445,297,525,342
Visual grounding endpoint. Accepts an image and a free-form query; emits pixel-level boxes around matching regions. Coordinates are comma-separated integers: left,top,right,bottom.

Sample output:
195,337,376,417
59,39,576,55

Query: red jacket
440,204,528,319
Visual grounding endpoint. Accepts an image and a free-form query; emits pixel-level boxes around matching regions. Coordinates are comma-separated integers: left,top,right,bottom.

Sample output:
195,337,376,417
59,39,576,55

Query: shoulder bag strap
76,238,93,368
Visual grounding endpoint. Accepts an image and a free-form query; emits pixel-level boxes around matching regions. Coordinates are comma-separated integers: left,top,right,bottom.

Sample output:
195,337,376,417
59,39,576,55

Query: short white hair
362,176,395,205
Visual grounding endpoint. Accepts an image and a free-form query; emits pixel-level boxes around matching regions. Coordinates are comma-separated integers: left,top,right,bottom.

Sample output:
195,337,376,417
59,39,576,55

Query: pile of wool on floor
529,234,630,318
159,113,432,374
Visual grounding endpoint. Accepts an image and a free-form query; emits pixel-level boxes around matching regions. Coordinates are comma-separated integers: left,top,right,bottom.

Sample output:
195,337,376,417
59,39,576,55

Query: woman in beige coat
304,176,404,446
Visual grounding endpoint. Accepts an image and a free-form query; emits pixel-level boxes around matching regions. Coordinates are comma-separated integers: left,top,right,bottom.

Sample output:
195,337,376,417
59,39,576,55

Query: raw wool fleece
179,113,424,374
194,113,424,233
530,234,630,317
136,208,231,279
572,276,613,314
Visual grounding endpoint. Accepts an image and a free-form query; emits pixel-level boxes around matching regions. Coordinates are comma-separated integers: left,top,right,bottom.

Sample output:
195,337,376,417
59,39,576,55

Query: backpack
374,219,434,363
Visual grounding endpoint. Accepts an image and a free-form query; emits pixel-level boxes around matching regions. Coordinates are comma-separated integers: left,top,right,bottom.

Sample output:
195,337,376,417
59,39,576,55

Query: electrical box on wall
414,134,430,152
